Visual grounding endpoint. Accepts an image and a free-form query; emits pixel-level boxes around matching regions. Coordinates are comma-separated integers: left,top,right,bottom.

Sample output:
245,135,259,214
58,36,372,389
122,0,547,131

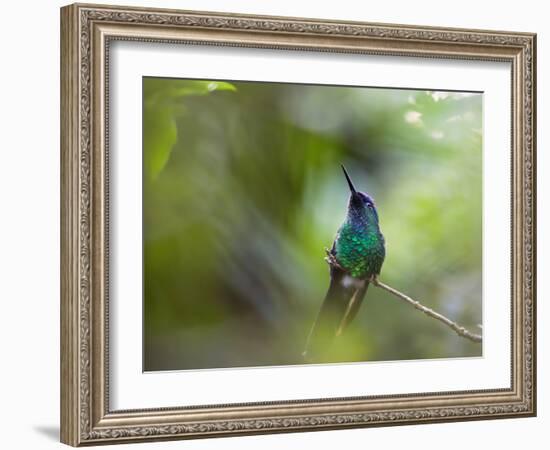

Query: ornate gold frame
60,3,536,446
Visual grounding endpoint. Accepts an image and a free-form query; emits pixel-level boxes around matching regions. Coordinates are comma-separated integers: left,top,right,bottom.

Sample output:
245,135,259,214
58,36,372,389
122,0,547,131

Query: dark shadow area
33,425,59,441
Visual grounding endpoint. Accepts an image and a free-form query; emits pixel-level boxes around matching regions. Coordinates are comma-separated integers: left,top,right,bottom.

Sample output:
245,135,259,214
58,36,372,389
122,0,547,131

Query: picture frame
60,2,536,446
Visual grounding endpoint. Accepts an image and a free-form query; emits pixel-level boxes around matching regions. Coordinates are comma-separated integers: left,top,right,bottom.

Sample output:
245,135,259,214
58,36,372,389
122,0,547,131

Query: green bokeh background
143,77,482,371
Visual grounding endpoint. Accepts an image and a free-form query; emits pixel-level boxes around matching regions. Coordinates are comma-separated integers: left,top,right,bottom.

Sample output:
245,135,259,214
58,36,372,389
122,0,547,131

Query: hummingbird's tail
303,264,368,362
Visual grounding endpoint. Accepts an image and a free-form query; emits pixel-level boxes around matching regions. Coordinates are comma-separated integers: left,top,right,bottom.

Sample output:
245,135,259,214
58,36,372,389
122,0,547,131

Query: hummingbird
303,165,386,360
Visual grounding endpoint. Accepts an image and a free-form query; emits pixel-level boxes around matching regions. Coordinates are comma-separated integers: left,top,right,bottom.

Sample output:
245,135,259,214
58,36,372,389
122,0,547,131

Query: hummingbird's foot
324,247,343,270
370,274,380,286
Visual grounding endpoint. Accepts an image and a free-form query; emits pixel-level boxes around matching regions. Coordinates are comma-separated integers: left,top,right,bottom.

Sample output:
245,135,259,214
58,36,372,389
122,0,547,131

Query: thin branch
323,249,482,344
372,278,482,343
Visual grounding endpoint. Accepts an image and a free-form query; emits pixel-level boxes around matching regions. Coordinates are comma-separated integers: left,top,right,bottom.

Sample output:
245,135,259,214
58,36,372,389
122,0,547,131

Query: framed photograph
60,3,536,446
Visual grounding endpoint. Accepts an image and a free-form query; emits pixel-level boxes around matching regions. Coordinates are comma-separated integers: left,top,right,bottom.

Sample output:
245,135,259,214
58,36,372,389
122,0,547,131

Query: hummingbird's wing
336,281,369,336
303,259,368,361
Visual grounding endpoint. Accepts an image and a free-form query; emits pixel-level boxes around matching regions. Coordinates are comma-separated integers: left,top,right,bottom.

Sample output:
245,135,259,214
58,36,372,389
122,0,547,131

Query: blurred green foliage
144,79,236,180
143,77,482,371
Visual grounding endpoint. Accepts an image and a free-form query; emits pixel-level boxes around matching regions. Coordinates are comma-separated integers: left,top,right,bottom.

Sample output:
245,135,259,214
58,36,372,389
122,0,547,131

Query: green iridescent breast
334,221,385,279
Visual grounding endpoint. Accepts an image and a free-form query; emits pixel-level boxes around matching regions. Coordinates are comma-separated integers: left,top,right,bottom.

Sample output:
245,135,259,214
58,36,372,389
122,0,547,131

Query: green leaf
143,79,236,180
144,106,177,181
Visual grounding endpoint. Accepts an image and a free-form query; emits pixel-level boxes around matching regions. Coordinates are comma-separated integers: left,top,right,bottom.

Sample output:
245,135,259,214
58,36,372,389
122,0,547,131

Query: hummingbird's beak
341,165,357,194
